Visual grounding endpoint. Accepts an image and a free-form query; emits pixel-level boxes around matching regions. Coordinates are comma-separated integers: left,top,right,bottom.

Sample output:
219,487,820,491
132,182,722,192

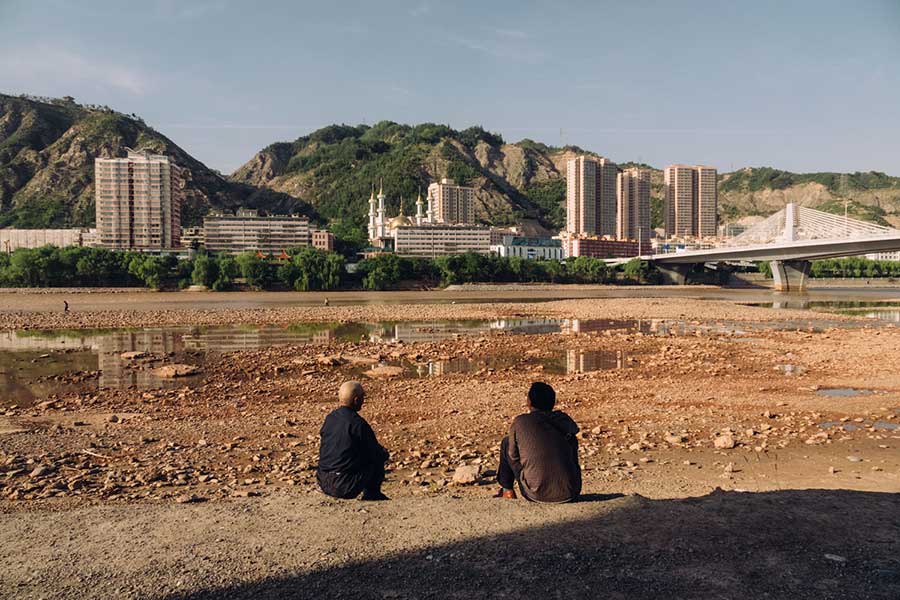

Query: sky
1,0,899,175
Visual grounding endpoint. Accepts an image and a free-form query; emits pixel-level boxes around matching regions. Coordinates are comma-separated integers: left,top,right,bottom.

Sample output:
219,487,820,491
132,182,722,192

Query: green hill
3,93,900,234
231,121,579,233
0,93,313,228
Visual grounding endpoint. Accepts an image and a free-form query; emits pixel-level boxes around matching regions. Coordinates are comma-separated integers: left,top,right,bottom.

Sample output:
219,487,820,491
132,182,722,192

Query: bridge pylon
770,260,811,292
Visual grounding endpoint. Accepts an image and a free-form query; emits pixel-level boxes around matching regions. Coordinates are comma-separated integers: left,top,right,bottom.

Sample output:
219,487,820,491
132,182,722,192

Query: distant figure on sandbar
63,300,69,314
323,297,330,306
317,381,389,501
494,381,581,503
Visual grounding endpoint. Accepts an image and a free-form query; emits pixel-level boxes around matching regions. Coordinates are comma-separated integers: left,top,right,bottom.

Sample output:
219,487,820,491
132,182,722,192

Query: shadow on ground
170,488,900,600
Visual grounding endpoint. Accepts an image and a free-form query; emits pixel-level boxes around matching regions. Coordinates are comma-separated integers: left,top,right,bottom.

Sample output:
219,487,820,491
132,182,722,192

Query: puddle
777,364,807,376
750,300,900,323
816,388,878,398
819,420,898,431
1,314,891,408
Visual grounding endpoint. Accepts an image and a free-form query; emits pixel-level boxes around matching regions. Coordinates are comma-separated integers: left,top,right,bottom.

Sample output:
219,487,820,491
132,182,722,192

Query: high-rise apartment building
565,156,618,236
617,168,651,249
664,165,717,239
696,166,718,238
427,178,475,224
95,149,181,249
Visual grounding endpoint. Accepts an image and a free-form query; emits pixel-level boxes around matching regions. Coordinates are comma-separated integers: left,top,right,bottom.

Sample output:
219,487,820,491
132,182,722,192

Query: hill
0,94,313,228
231,121,583,233
3,93,900,233
718,167,900,227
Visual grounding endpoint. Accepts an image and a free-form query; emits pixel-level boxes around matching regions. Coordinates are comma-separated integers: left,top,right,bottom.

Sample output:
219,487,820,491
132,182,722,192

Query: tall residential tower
95,149,181,249
617,168,651,249
565,155,618,236
427,178,475,224
664,164,717,239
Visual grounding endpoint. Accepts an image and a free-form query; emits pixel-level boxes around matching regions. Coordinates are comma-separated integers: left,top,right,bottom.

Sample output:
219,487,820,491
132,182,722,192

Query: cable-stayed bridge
630,203,900,291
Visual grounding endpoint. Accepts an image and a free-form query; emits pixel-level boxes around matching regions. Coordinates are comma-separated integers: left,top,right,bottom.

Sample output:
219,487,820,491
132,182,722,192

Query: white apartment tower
427,178,475,224
566,155,618,236
664,165,718,239
95,149,181,249
617,168,651,249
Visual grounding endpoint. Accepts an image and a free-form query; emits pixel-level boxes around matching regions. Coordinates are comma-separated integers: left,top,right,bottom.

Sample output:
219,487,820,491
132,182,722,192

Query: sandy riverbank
1,295,898,598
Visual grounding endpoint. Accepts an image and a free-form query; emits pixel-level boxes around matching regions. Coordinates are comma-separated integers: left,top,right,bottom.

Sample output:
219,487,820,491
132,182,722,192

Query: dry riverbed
0,295,898,599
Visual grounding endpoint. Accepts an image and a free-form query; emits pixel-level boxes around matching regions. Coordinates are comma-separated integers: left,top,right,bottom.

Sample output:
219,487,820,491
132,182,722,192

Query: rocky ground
0,295,898,598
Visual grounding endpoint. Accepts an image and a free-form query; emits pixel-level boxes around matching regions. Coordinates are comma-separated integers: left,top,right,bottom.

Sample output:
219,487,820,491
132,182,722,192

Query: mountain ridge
3,93,900,233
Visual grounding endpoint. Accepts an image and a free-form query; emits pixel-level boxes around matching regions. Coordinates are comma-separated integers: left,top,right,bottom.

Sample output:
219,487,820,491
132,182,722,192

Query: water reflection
0,313,884,408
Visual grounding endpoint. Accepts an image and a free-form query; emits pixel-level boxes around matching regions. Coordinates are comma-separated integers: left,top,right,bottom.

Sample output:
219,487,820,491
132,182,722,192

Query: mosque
365,180,494,257
367,183,435,241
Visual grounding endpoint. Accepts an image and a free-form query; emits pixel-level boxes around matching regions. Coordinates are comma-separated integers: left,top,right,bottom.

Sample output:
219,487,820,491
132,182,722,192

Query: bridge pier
770,260,811,292
657,264,692,285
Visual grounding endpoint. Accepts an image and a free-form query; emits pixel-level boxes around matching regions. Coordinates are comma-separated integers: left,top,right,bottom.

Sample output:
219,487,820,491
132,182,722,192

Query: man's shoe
361,490,390,501
493,488,517,499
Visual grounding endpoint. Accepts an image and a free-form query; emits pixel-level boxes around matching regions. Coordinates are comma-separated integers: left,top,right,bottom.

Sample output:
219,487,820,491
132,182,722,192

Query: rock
452,465,480,485
846,456,863,463
316,355,346,367
107,414,119,423
175,493,205,504
714,434,736,449
29,465,51,479
665,433,686,444
153,364,201,378
120,351,148,360
824,554,847,563
362,365,405,378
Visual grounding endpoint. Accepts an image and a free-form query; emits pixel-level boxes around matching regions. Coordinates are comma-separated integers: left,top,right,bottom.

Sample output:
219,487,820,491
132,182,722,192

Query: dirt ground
1,292,899,599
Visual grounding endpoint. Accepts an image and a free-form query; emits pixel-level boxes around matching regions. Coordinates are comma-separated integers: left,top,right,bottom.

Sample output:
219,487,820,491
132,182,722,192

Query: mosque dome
388,214,413,228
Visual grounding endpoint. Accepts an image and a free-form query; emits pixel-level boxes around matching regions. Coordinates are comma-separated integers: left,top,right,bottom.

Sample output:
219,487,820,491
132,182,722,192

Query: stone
846,456,863,463
452,465,480,485
175,493,205,504
107,414,119,423
665,433,686,444
714,434,736,449
29,465,50,479
120,351,148,361
153,364,201,378
362,365,405,378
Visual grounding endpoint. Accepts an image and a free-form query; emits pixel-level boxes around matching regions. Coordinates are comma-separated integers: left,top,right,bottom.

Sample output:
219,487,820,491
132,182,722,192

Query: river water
2,289,899,409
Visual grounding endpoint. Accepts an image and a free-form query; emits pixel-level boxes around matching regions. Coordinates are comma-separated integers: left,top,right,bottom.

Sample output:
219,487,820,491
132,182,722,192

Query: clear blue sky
2,0,899,175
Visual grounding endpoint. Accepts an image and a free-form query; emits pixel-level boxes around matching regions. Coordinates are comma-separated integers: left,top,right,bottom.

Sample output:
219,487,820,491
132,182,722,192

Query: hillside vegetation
0,94,312,228
3,94,900,233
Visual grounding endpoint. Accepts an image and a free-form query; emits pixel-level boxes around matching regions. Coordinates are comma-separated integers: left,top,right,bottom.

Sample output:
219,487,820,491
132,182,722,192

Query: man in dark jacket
317,381,389,501
495,381,581,503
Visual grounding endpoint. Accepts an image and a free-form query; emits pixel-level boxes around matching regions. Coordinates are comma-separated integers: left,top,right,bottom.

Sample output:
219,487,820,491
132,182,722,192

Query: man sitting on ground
317,381,389,501
495,381,581,503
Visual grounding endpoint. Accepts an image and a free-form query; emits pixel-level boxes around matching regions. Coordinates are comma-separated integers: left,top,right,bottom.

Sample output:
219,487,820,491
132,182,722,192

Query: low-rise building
203,209,311,255
491,236,563,260
563,237,639,259
180,226,205,249
865,251,900,261
311,229,335,251
1,228,97,252
391,224,491,257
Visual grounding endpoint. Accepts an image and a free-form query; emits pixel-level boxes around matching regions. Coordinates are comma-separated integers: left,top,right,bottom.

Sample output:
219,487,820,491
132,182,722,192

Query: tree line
0,246,345,291
354,253,660,290
0,246,664,290
757,257,900,279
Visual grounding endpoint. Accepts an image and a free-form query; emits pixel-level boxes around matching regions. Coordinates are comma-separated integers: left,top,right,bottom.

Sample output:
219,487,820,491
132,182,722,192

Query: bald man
317,381,389,500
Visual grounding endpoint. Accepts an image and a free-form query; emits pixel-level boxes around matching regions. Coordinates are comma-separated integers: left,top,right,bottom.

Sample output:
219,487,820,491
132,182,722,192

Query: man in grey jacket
495,381,582,503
